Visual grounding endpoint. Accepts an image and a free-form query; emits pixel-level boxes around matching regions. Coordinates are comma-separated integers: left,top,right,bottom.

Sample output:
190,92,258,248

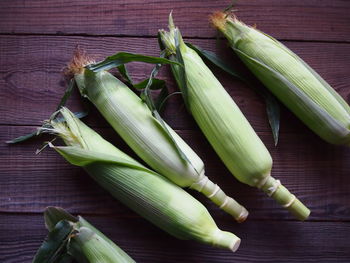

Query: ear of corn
211,12,350,145
34,206,135,263
69,52,248,222
45,206,132,260
158,14,310,220
68,227,133,263
45,108,241,252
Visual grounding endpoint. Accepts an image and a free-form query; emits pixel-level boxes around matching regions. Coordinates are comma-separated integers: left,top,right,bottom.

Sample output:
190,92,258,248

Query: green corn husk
66,51,248,222
43,107,241,252
158,14,310,220
69,227,131,263
33,206,135,263
211,12,350,145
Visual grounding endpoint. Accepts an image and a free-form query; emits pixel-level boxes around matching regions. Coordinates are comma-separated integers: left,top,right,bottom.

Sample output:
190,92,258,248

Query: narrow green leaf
133,77,168,112
55,79,77,112
186,42,244,81
117,64,133,85
50,78,80,122
223,0,238,13
6,111,88,145
253,89,280,146
87,52,181,72
139,53,194,167
32,220,74,263
6,130,38,144
140,63,162,111
157,91,182,112
134,78,166,90
103,49,170,113
264,92,280,145
155,84,170,112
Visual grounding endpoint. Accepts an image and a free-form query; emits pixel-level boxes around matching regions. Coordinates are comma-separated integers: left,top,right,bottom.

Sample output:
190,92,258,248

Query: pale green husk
46,107,241,252
43,207,135,263
71,56,247,222
69,227,131,263
212,12,350,145
158,14,310,220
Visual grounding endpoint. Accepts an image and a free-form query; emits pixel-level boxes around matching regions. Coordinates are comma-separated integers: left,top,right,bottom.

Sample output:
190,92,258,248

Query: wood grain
1,36,350,132
1,213,349,263
1,1,350,261
1,125,349,221
0,0,349,42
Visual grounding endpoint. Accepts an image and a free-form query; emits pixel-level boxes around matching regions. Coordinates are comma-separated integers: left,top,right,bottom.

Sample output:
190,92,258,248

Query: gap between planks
0,32,349,45
1,211,349,223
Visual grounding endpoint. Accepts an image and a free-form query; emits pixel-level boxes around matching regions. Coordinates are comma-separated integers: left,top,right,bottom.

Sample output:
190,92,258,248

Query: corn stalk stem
190,175,248,222
211,229,241,252
260,176,310,220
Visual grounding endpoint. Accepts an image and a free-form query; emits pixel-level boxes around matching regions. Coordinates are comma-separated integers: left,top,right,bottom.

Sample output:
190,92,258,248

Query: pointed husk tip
209,11,245,32
43,107,86,148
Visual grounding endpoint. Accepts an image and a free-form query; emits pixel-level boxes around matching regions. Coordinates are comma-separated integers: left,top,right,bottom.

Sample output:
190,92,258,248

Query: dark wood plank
1,0,349,42
0,1,348,262
0,213,349,262
1,125,349,221
1,35,350,133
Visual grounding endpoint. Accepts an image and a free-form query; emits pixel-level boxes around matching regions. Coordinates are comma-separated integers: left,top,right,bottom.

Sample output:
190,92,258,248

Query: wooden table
1,1,349,262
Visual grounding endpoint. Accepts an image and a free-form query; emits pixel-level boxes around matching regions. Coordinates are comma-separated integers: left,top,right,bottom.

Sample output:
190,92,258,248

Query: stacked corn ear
158,14,310,220
33,206,135,263
43,107,241,252
67,51,248,222
211,12,350,145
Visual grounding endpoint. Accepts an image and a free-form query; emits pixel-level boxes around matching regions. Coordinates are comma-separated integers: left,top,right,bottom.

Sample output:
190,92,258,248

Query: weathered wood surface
1,36,350,130
1,214,350,263
0,0,349,42
0,0,350,262
1,126,350,221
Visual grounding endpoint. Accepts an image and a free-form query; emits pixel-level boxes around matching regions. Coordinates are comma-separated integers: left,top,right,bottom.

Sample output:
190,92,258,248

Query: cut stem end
236,208,249,223
212,230,241,252
261,176,310,221
190,175,249,222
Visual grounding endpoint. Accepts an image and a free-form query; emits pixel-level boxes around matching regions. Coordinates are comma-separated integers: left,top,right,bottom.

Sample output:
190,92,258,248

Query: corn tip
168,10,175,30
64,46,95,78
210,11,228,31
